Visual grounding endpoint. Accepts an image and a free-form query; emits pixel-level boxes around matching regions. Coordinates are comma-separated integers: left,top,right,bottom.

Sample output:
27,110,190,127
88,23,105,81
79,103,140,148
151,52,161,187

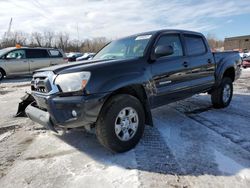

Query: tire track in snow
134,126,189,188
184,113,250,154
172,100,250,154
153,105,250,187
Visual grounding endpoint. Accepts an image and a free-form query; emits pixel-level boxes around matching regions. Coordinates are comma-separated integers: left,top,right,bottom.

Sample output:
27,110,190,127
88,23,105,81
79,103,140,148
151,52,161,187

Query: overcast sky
0,0,250,40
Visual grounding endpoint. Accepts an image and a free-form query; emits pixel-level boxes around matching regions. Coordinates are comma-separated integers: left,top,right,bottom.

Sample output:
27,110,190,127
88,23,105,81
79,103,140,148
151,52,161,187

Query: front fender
85,63,151,94
101,72,149,92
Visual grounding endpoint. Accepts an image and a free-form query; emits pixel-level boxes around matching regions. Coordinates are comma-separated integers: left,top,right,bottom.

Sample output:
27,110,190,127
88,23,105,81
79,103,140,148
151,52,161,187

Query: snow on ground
0,70,250,187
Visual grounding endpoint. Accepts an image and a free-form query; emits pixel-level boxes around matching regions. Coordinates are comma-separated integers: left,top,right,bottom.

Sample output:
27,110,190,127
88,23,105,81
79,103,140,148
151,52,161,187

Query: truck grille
31,76,52,93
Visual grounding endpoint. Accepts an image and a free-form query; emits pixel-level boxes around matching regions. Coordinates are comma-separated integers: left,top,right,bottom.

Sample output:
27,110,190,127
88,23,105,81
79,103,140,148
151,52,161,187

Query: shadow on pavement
0,75,32,84
55,93,250,177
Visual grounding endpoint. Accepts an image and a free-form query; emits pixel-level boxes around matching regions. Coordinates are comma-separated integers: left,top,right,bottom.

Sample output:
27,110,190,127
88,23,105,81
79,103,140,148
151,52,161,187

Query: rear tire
0,69,5,81
211,77,233,108
96,94,145,153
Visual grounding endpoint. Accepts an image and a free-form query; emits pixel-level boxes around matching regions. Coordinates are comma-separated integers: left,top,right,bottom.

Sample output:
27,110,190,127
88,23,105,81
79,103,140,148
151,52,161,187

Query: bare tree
32,32,43,47
43,31,55,47
14,32,27,45
81,37,109,53
206,33,224,50
0,30,109,53
57,32,69,51
1,31,27,47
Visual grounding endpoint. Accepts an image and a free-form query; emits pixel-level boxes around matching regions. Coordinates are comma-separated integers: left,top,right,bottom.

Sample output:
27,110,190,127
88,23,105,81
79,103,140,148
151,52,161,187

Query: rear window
26,49,49,58
48,49,63,57
184,35,207,56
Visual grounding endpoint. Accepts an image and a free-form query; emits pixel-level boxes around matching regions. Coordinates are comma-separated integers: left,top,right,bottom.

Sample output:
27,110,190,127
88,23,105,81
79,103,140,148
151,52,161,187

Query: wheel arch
100,84,153,126
215,66,235,88
223,67,235,82
0,67,6,77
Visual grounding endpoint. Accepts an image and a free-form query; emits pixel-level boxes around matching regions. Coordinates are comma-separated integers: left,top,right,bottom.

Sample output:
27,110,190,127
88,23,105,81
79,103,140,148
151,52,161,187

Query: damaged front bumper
25,92,109,133
25,104,57,132
16,92,35,117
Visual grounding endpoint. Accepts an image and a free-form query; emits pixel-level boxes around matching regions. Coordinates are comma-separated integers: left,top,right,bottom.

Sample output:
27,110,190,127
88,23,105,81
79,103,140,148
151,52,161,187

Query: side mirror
154,45,174,59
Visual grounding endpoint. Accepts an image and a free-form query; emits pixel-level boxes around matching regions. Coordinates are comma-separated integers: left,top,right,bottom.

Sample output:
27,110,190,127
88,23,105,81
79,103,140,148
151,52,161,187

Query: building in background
224,35,250,51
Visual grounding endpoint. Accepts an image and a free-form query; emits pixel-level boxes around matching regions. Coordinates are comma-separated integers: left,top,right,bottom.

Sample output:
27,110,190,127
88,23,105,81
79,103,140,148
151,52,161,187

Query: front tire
96,94,145,153
211,77,233,108
0,69,5,81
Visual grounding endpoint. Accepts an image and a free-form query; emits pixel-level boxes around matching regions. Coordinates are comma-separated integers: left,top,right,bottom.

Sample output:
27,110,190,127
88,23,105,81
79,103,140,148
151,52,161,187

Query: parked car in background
240,52,250,58
0,47,67,80
66,52,83,62
76,53,96,61
242,56,250,68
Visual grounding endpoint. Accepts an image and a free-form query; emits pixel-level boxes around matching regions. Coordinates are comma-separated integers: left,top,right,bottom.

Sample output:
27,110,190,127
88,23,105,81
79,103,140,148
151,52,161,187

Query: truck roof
126,29,203,38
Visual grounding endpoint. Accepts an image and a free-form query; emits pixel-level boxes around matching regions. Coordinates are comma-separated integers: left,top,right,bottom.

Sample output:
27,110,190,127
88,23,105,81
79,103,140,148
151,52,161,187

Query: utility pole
2,17,13,47
76,22,80,51
7,17,13,37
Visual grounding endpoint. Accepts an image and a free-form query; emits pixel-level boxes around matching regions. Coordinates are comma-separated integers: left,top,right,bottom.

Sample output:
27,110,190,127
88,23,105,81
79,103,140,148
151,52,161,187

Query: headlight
55,72,91,92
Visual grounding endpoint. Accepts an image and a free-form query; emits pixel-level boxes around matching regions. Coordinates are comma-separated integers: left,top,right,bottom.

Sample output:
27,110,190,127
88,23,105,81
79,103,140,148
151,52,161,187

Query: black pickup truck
25,30,241,152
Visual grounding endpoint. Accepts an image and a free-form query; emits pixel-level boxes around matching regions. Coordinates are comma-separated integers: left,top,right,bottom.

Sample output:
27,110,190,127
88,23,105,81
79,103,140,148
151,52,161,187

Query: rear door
183,34,215,93
151,33,194,107
26,49,51,73
3,49,29,75
47,49,65,65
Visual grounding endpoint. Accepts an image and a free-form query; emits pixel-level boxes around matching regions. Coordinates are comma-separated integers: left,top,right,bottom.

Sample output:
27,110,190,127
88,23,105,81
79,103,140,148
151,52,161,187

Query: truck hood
36,58,137,74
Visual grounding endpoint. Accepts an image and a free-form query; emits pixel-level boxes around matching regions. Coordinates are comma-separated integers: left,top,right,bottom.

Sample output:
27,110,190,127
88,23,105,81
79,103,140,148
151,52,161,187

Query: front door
151,33,193,107
3,49,29,75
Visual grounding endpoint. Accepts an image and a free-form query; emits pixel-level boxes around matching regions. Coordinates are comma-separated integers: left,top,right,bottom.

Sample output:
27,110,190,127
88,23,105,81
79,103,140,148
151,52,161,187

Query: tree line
0,31,224,53
0,31,110,53
206,34,224,51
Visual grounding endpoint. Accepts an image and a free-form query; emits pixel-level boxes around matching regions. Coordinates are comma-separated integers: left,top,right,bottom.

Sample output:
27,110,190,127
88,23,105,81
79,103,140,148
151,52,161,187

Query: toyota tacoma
25,30,242,152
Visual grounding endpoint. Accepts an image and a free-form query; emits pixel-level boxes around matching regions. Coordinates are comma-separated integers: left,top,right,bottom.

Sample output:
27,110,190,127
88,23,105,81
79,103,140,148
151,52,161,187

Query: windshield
93,35,152,60
0,48,14,58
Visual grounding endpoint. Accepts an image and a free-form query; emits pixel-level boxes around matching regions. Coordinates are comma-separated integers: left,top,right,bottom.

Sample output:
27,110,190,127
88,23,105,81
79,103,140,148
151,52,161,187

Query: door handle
183,62,189,67
208,59,212,64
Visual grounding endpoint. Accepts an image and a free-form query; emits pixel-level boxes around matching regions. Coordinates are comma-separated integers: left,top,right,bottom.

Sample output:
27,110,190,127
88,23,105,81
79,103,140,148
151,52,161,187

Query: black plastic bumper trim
25,104,58,133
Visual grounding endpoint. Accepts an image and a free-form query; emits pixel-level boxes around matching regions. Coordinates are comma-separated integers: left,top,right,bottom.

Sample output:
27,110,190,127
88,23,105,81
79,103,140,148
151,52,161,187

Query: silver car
0,47,67,80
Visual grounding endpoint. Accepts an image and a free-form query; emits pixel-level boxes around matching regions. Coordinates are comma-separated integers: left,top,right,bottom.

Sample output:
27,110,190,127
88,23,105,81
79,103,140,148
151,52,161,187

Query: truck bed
213,51,240,64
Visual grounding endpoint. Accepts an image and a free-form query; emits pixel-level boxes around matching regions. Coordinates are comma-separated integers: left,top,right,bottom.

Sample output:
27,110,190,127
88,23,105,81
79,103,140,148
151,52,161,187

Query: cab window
156,34,183,57
6,50,26,59
184,35,207,56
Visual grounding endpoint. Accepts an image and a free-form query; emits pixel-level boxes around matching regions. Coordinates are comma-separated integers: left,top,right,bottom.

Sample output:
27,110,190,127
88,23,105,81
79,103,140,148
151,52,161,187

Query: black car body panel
213,51,242,85
25,29,242,131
